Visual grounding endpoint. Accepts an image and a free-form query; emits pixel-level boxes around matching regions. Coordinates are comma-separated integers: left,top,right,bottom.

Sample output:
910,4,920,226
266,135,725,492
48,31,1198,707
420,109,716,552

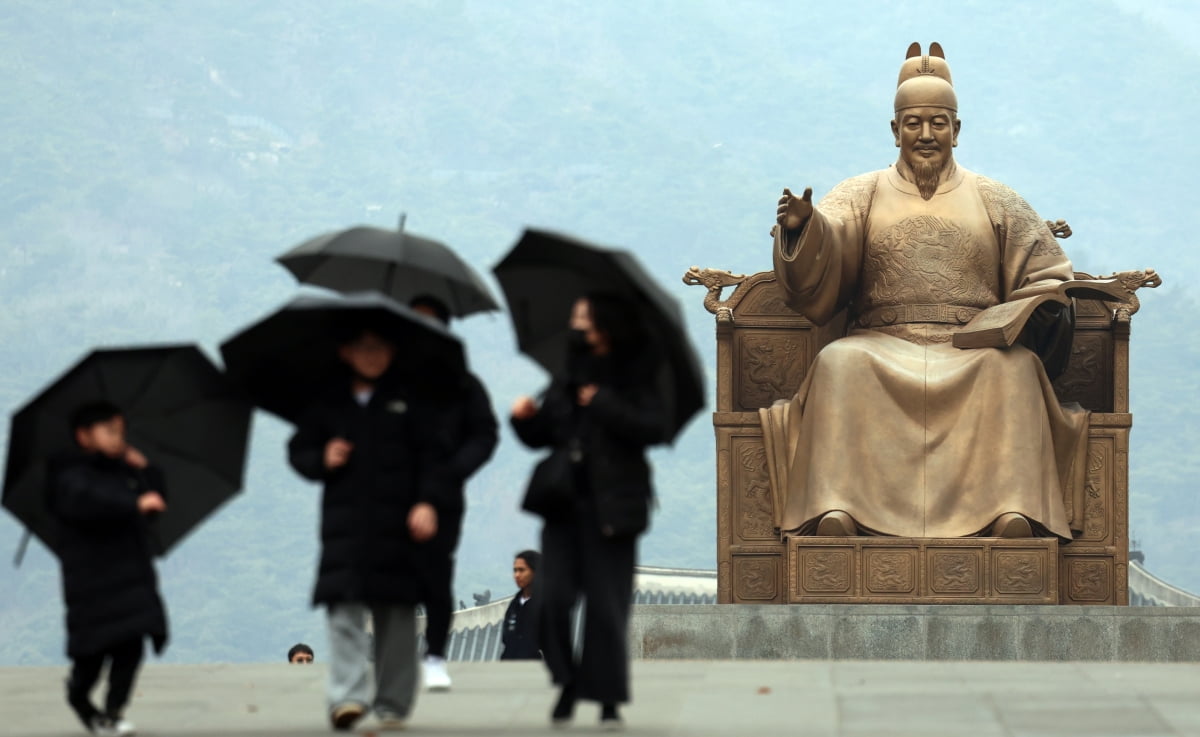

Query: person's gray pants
326,602,418,718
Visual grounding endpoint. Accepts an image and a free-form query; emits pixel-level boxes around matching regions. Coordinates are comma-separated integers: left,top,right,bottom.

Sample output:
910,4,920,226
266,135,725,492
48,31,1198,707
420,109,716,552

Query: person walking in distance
500,550,541,661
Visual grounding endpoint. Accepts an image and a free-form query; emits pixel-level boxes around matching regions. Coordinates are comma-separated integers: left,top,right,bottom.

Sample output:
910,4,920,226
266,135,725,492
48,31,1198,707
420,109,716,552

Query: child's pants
67,637,144,721
326,603,418,717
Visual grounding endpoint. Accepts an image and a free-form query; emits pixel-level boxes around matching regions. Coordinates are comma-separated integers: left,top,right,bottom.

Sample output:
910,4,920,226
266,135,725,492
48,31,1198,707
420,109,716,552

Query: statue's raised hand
777,187,813,231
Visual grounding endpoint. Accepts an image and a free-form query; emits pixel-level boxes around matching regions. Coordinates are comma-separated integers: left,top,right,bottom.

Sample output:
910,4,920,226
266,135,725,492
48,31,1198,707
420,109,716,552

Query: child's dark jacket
49,451,169,658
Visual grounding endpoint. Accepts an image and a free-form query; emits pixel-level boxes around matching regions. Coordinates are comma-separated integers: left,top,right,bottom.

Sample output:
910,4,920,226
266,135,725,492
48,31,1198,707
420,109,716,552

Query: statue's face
891,106,960,172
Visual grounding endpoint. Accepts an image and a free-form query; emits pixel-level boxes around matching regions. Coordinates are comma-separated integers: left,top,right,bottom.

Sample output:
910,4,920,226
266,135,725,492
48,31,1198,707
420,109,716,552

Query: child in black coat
51,401,169,737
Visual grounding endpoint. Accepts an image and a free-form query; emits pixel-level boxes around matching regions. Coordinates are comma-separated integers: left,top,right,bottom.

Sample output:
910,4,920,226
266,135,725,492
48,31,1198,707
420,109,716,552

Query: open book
952,279,1129,349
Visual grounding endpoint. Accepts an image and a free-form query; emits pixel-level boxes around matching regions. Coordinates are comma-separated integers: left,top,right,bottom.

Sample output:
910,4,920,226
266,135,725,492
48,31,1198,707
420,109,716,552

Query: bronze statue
762,42,1089,540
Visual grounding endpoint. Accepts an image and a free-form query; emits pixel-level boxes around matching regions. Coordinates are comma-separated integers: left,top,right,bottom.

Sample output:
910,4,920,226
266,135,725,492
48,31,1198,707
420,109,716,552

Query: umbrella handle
12,529,31,568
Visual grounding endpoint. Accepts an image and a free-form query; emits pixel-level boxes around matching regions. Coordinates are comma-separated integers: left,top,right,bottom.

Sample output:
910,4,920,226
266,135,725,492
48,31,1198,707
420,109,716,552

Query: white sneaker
111,718,136,736
422,656,452,691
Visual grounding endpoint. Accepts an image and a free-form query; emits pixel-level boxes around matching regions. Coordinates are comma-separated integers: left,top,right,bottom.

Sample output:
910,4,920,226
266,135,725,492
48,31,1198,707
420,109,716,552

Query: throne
685,262,1160,605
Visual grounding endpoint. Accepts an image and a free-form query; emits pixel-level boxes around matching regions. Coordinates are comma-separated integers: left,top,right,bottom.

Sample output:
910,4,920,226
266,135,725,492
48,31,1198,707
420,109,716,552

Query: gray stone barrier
629,604,1200,662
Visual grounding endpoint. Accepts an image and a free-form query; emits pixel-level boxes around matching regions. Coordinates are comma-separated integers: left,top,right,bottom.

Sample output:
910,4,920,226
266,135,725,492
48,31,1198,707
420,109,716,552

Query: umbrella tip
398,213,407,232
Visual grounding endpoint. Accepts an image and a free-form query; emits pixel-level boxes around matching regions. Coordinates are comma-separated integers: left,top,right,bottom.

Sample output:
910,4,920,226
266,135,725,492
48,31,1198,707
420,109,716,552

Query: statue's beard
913,158,945,200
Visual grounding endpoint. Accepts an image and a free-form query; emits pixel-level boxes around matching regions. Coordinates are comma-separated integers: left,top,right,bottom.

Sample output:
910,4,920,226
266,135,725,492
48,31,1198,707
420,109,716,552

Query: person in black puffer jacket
287,324,446,732
51,401,169,737
511,294,668,730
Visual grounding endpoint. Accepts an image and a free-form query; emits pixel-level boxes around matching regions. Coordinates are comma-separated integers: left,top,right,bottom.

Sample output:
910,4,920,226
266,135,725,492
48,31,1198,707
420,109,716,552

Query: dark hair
287,643,313,662
69,401,123,432
515,549,541,572
410,294,451,325
584,293,644,352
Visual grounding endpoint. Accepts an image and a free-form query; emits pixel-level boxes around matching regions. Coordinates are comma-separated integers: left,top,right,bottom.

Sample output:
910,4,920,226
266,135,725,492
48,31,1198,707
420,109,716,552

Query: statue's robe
761,165,1087,539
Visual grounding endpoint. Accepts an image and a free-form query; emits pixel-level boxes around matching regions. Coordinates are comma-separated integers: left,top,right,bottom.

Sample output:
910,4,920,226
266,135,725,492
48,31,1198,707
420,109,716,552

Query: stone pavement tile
996,694,1178,737
1079,663,1200,693
947,662,1117,696
1145,695,1200,737
632,660,835,736
837,693,1006,737
830,660,1004,693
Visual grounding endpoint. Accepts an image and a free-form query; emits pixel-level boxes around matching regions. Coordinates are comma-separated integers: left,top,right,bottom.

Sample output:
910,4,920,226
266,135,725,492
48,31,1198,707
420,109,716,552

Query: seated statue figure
760,43,1088,540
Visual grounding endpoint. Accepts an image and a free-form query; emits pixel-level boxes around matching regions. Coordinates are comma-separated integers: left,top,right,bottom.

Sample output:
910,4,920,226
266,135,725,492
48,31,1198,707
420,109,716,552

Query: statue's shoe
816,510,858,536
990,513,1033,538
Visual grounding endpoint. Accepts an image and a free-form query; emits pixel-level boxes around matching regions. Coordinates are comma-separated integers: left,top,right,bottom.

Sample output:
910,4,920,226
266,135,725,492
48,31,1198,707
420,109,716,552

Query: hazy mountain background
1,0,1197,664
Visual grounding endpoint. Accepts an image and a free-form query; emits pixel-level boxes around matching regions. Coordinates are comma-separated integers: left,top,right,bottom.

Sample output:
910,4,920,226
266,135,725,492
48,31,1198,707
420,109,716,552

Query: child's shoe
65,677,100,729
87,715,119,736
108,716,136,736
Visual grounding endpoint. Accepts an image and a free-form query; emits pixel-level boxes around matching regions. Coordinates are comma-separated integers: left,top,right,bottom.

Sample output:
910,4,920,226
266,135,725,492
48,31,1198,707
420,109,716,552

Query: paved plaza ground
4,659,1200,736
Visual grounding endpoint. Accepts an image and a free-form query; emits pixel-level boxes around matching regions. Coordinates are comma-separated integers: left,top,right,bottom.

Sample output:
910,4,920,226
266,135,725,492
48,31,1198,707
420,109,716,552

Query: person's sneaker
375,710,407,731
108,717,136,736
422,656,452,691
87,715,119,736
599,702,624,732
329,702,365,731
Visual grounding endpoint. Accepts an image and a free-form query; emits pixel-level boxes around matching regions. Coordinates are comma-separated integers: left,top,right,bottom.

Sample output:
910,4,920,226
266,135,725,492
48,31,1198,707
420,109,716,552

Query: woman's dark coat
288,376,445,606
511,353,667,537
499,592,540,660
49,451,169,659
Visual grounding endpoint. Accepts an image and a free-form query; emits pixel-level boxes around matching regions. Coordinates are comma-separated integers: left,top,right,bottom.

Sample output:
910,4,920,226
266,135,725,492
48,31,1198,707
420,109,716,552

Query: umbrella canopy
220,291,465,424
493,228,706,443
276,216,501,318
2,345,253,557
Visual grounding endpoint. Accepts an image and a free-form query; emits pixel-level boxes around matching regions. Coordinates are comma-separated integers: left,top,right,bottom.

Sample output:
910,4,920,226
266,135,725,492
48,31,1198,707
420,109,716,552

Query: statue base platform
785,536,1059,605
629,604,1200,661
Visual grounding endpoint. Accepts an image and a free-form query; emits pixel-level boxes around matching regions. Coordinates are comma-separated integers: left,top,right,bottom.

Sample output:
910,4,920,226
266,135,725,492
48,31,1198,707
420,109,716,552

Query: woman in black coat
511,294,668,729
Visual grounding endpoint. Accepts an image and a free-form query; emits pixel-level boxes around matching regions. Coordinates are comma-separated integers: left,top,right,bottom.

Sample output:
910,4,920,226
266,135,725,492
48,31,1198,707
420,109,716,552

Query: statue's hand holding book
952,279,1129,349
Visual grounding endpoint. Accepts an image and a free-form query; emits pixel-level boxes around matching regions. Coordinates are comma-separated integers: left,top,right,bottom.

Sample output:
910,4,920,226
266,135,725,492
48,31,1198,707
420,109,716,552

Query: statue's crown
894,42,957,113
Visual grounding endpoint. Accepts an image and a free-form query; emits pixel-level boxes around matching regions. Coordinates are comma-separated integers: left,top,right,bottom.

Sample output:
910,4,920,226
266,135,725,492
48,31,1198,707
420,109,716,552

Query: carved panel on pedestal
733,557,778,601
1052,332,1112,411
865,550,916,594
1083,437,1112,542
731,437,774,541
801,550,852,594
928,550,981,594
734,330,809,409
1068,559,1112,602
994,551,1046,594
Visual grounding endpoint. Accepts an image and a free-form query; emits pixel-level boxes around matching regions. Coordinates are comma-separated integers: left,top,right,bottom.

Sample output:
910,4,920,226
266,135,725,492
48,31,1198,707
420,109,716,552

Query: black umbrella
493,228,706,443
220,291,465,424
276,215,501,318
3,345,253,558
